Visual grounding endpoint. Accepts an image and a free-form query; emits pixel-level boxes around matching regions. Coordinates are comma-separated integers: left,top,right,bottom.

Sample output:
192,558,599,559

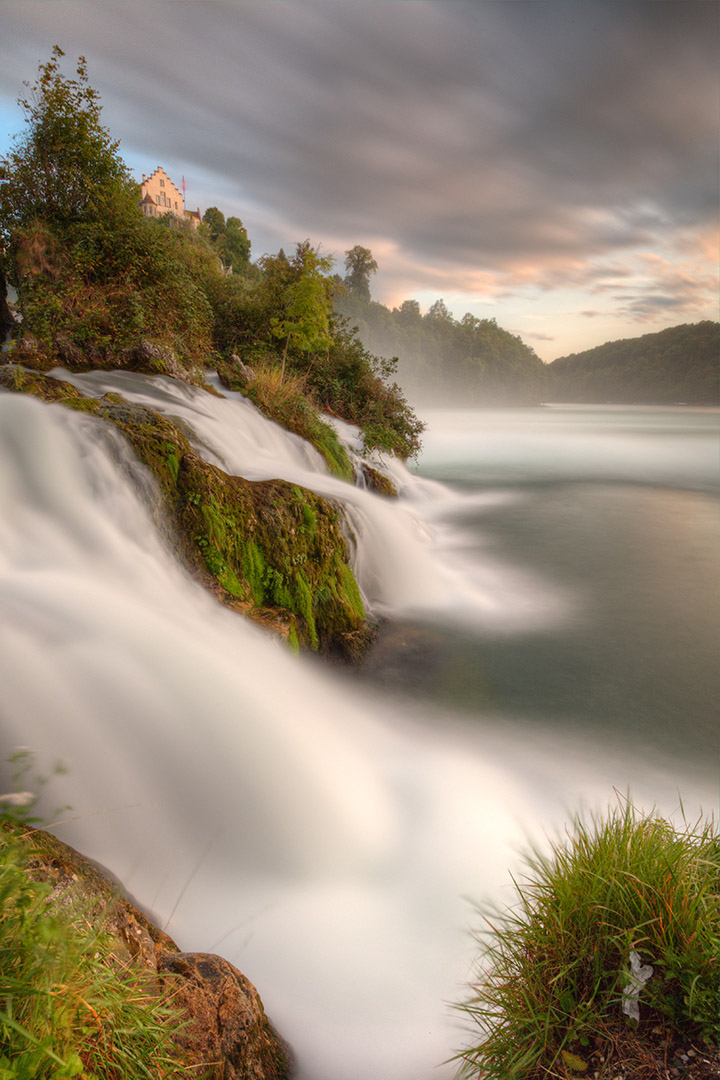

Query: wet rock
158,951,293,1080
360,462,398,498
121,339,183,378
12,825,292,1079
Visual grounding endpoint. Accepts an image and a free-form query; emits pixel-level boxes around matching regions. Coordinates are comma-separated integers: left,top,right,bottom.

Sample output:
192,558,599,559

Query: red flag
182,176,186,194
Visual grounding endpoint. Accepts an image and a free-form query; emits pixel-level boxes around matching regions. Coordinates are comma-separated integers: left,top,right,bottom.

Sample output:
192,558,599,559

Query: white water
0,382,711,1080
49,368,567,631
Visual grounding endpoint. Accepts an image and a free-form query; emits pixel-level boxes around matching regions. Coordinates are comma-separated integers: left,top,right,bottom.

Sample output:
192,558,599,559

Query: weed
456,797,719,1078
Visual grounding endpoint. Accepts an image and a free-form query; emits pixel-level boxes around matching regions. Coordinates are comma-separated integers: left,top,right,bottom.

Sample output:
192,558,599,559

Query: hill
548,322,719,404
335,292,547,407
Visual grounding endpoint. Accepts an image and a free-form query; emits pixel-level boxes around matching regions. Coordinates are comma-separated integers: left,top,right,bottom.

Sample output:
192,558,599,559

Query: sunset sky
0,1,717,361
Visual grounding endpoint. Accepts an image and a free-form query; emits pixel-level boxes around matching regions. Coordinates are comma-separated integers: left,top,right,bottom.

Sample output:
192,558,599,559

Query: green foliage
548,322,720,404
3,50,424,465
336,293,548,407
304,315,425,459
0,818,186,1079
201,207,251,273
1,50,217,368
456,799,719,1079
0,46,136,239
343,245,378,302
268,242,334,371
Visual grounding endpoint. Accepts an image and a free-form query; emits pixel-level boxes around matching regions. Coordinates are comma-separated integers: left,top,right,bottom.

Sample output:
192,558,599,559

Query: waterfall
0,382,695,1080
48,368,569,628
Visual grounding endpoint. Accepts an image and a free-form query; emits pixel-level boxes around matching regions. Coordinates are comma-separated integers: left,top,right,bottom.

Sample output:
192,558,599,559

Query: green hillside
548,322,719,404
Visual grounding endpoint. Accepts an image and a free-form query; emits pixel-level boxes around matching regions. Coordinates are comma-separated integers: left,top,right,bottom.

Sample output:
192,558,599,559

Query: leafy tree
223,216,251,272
335,288,547,405
202,207,250,273
0,48,217,366
426,298,453,322
202,206,226,240
398,299,421,321
0,46,136,240
343,245,378,302
270,241,334,375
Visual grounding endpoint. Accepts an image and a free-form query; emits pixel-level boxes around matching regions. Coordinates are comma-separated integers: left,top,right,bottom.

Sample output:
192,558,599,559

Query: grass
229,361,355,482
0,820,187,1079
456,797,719,1079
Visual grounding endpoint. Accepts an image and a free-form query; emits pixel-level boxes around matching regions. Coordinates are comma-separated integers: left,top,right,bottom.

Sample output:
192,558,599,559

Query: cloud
0,1,717,348
612,246,720,323
524,331,556,342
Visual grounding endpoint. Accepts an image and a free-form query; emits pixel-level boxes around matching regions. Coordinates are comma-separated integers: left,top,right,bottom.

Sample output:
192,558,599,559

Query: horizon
0,1,717,362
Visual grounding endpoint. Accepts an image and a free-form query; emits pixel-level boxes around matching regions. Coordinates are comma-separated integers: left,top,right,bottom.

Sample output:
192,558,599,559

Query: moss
361,463,399,499
286,624,300,655
0,365,373,659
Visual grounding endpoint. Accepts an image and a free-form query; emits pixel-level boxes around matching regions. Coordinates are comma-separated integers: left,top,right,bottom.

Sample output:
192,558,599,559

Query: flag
182,176,186,194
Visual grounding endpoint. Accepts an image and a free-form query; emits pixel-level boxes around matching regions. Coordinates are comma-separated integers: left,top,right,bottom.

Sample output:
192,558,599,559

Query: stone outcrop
0,364,373,661
15,824,293,1079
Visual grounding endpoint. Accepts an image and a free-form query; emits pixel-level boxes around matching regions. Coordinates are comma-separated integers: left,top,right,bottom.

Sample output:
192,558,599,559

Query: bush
295,315,425,459
456,799,719,1078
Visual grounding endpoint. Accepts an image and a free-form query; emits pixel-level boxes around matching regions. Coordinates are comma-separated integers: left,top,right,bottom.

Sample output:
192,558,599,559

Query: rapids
0,377,715,1080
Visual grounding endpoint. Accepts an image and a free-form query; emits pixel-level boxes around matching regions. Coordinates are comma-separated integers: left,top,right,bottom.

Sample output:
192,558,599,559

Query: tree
223,217,251,272
270,242,334,376
202,206,225,241
343,245,378,302
426,298,453,322
0,46,136,240
201,208,250,273
397,299,421,320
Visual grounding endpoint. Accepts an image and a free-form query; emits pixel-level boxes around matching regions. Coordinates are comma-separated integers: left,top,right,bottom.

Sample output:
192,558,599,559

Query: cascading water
48,367,568,628
1,380,714,1080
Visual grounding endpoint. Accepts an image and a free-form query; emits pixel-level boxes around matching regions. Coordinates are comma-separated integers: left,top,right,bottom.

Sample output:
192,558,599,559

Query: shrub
456,799,719,1078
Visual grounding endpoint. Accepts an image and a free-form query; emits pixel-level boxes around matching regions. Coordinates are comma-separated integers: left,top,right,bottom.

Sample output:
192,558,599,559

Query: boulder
15,825,293,1079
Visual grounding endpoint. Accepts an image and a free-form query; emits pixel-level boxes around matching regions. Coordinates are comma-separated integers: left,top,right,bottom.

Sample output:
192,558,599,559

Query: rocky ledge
11,823,293,1079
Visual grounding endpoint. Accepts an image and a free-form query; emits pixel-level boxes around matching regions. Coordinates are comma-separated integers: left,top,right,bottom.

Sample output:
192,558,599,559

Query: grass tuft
0,822,187,1079
455,797,719,1078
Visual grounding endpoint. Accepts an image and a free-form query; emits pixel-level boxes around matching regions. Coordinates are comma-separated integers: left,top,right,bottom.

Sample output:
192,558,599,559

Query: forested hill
335,292,547,407
548,322,720,405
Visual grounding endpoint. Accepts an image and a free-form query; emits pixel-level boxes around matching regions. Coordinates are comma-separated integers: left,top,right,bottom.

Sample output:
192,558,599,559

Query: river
0,380,717,1080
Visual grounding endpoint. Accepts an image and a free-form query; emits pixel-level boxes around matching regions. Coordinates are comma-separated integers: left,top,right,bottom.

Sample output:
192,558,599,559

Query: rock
157,951,293,1080
231,352,256,384
13,824,292,1079
56,334,85,365
121,339,183,378
360,462,399,498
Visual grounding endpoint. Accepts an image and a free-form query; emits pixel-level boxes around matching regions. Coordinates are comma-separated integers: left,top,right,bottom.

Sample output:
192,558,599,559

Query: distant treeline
547,322,720,405
335,292,547,407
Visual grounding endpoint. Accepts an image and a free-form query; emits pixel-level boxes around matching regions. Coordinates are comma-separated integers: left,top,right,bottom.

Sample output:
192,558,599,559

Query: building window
159,179,165,187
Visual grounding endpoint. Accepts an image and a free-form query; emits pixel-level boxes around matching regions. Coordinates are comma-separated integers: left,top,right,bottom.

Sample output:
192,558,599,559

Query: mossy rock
0,364,373,660
361,463,399,498
7,332,209,388
2,821,293,1079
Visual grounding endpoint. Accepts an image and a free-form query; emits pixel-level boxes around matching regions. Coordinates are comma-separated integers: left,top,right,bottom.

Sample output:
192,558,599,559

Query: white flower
0,791,35,806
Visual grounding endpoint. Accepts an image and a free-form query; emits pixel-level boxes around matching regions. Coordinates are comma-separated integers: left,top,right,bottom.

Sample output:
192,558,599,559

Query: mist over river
1,381,717,1080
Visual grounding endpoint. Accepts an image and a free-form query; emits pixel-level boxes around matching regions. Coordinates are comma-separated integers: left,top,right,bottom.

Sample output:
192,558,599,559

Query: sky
0,1,717,361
